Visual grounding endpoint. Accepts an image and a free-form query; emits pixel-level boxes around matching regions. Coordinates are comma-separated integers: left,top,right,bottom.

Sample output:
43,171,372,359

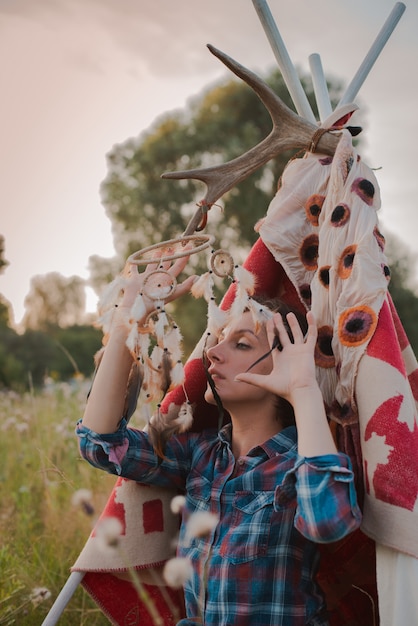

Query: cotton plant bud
163,557,193,589
185,511,218,542
170,495,186,514
95,517,123,550
71,488,95,516
30,587,51,607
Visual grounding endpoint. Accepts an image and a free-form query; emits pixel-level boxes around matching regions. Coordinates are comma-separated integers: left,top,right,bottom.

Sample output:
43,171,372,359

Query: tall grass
0,383,118,625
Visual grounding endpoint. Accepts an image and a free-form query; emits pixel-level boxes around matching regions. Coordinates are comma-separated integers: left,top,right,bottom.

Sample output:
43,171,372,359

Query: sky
1,0,417,325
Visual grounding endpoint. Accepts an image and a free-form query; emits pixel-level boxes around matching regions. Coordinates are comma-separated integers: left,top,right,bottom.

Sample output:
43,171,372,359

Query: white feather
164,325,183,362
98,276,127,311
125,324,139,354
170,361,185,388
207,300,229,335
176,402,194,433
191,272,213,301
130,293,147,322
233,265,256,295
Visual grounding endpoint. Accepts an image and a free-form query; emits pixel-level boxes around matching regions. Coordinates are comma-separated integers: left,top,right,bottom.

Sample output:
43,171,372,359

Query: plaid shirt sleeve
76,418,197,491
279,453,362,543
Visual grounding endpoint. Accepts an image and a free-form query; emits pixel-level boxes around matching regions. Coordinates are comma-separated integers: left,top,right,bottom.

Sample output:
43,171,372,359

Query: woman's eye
236,341,251,350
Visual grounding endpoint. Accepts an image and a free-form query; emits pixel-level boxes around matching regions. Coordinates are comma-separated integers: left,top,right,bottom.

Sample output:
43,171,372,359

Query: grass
0,383,119,625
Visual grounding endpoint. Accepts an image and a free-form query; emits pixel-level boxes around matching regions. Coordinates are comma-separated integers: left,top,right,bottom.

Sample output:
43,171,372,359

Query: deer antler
161,44,341,235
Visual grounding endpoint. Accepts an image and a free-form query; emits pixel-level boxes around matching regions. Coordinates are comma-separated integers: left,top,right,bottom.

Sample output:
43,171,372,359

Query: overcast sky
1,0,417,324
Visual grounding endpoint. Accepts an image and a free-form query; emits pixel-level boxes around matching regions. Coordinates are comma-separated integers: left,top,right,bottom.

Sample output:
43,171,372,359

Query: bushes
0,324,102,391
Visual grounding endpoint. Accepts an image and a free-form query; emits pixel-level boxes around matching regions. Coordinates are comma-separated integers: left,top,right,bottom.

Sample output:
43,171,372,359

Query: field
0,383,119,625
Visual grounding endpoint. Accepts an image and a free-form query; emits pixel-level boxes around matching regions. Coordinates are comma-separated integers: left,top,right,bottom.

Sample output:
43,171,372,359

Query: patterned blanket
72,131,418,625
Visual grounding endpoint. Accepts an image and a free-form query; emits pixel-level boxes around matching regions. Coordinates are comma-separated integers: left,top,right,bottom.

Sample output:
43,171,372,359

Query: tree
0,235,9,275
97,69,345,278
385,234,418,354
92,69,346,354
22,272,87,330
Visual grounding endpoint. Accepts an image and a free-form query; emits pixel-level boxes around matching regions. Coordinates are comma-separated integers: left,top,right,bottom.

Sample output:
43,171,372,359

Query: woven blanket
72,131,418,625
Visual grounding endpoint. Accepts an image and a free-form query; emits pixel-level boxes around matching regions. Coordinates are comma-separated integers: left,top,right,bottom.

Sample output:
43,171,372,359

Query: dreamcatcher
95,231,269,429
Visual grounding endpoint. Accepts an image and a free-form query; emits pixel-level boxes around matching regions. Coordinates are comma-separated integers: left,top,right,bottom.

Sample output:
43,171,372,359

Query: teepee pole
309,53,333,122
338,2,406,107
252,0,317,123
41,571,85,625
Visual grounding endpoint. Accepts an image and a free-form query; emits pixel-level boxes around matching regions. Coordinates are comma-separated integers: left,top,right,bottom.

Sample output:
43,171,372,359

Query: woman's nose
206,342,224,363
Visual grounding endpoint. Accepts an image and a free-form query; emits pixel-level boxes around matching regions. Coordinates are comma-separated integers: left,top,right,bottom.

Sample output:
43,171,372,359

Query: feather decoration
247,298,274,334
160,349,173,395
229,289,252,320
153,308,169,341
98,275,127,311
126,323,140,355
176,401,194,433
97,308,116,335
170,360,185,389
123,361,144,422
233,264,256,295
207,299,229,335
190,271,213,301
136,331,151,361
97,276,126,311
130,293,147,322
151,345,164,371
164,324,183,362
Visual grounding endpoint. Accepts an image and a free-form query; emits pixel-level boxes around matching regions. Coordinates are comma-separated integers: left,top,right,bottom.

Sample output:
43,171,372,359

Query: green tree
97,69,345,275
50,325,103,380
385,234,418,354
93,69,345,352
23,272,86,330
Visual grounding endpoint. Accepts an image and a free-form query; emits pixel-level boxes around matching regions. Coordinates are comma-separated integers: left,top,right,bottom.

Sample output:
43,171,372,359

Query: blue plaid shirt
76,420,361,626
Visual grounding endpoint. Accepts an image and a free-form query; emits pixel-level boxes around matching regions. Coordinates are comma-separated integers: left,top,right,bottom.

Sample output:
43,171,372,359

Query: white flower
185,511,218,542
30,587,51,607
95,516,123,550
163,557,193,589
170,495,186,514
71,489,95,515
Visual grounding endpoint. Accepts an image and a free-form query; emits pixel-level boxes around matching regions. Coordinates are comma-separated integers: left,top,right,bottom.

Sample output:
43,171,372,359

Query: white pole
252,0,317,123
338,2,406,107
41,571,85,625
309,53,333,122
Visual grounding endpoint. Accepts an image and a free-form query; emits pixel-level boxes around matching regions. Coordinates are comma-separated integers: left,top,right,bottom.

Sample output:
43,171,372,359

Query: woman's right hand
114,253,197,327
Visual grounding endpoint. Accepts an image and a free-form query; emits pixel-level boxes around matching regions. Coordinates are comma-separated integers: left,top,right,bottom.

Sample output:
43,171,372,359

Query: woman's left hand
235,311,319,402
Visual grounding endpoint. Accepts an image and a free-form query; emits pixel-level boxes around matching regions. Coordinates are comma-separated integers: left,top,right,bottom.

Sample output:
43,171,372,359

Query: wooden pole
252,0,317,123
309,53,333,122
338,2,406,107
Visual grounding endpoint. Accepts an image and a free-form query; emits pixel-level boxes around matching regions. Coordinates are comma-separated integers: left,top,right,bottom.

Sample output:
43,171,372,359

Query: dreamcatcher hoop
127,234,215,266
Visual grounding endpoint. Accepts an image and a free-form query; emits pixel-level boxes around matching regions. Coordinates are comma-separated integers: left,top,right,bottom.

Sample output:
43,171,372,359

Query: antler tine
162,45,341,235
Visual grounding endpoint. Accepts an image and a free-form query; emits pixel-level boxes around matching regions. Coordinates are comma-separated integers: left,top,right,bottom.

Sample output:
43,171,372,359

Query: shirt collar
218,424,297,459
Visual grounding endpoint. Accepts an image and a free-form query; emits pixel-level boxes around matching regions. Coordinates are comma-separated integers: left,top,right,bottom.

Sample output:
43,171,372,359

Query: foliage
0,324,102,391
22,273,87,331
0,387,117,625
386,234,418,353
0,235,9,274
97,70,344,280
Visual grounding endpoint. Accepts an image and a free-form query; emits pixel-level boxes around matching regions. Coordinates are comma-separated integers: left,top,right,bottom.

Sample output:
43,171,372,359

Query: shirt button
237,459,245,466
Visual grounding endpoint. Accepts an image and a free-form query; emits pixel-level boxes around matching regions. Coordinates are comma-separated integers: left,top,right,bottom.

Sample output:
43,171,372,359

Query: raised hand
235,311,319,403
118,253,197,322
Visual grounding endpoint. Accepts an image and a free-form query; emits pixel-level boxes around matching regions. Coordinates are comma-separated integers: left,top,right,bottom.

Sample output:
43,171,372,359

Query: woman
76,255,361,625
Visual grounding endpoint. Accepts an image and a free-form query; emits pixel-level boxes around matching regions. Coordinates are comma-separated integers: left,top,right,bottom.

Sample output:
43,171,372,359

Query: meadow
0,383,119,625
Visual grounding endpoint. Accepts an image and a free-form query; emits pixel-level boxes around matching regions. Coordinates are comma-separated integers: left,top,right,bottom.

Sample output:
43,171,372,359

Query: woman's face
204,311,274,410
